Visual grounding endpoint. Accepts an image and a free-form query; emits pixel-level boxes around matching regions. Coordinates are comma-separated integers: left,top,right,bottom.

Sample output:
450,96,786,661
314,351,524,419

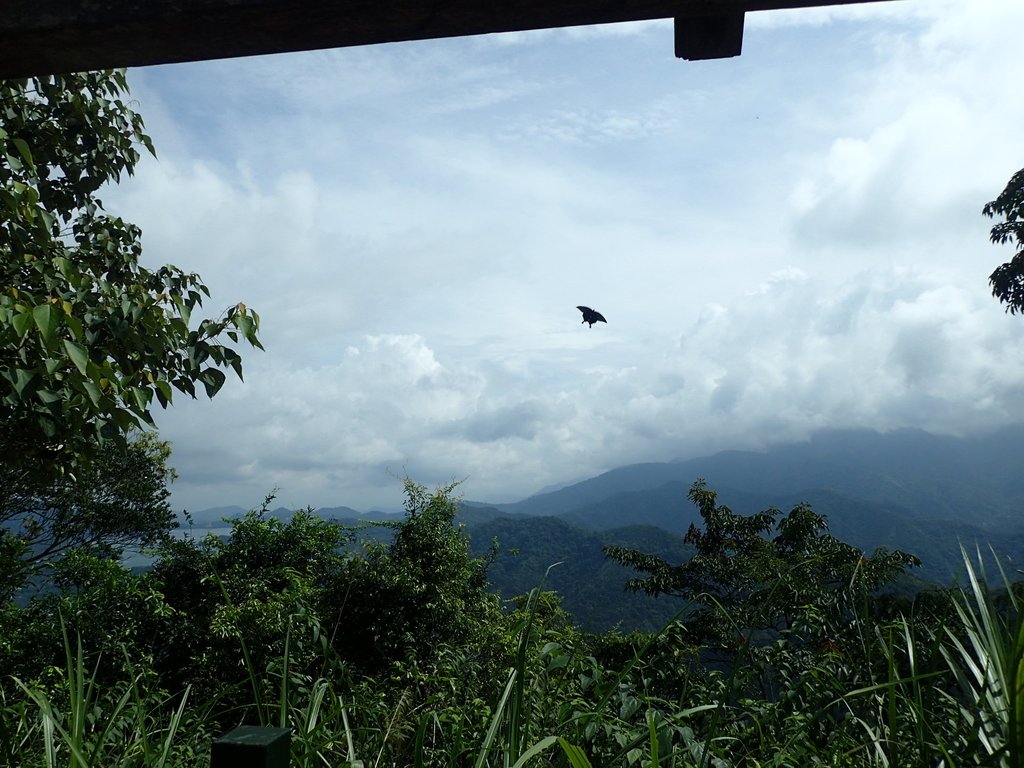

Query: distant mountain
186,505,247,526
185,426,1024,628
465,516,691,632
185,504,396,529
493,426,1024,531
476,426,1024,584
315,505,381,521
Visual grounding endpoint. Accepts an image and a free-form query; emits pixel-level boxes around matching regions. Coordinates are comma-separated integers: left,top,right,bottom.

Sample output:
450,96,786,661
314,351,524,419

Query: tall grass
10,619,197,768
8,546,1024,767
941,544,1024,766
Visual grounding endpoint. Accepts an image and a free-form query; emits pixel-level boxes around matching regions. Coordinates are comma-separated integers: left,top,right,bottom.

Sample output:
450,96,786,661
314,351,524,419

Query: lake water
121,526,233,569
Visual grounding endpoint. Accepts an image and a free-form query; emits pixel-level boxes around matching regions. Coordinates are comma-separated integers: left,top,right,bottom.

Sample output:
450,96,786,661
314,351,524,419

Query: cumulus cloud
152,265,1024,512
95,1,1024,512
788,0,1024,255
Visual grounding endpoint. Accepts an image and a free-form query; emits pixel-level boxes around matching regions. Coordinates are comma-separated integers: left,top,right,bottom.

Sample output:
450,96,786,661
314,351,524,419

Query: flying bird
577,305,607,327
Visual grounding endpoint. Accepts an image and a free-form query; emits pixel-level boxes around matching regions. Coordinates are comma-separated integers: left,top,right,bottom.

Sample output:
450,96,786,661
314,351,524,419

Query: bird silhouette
577,305,607,327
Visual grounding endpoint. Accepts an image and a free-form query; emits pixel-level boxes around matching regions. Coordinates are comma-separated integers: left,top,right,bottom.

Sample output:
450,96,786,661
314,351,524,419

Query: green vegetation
0,431,177,600
5,66,1024,768
985,167,1024,314
0,70,262,479
1,475,1022,767
470,515,692,632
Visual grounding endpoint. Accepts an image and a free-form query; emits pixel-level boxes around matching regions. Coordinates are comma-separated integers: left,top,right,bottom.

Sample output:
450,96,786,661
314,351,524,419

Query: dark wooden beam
1,0,897,78
675,12,746,60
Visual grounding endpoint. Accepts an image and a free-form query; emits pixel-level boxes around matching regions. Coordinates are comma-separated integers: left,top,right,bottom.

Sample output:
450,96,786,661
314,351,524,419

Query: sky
103,0,1024,513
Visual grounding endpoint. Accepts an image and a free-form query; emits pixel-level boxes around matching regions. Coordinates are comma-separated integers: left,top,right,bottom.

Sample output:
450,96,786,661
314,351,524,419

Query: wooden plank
1,0,897,77
675,12,746,60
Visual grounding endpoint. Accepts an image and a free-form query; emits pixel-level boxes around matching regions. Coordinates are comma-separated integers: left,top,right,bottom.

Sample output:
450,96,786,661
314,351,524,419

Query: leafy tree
604,479,920,650
146,499,351,701
983,167,1024,313
2,549,177,689
0,70,262,473
0,431,176,598
328,479,505,674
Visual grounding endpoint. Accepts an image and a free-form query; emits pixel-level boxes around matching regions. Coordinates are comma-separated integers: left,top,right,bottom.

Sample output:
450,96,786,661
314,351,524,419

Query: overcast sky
105,0,1024,513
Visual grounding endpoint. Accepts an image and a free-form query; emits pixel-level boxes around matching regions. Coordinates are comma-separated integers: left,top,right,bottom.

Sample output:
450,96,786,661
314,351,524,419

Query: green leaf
36,389,63,404
11,368,37,397
32,303,59,344
200,368,226,398
130,386,151,413
511,736,559,768
557,739,594,768
11,137,34,167
64,314,84,341
37,207,55,233
154,380,173,407
54,256,74,279
235,313,255,340
82,380,102,407
11,309,33,338
63,339,90,375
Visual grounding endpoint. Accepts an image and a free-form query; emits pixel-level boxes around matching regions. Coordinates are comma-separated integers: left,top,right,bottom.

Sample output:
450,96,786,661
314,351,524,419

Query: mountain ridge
185,426,1024,625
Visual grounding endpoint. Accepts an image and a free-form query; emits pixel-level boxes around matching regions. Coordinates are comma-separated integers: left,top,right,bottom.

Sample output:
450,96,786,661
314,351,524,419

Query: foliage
1,478,1021,768
470,514,691,632
984,167,1024,313
4,549,175,692
145,499,351,705
604,479,920,654
0,431,176,598
0,70,262,473
942,545,1024,765
7,621,201,768
328,479,505,675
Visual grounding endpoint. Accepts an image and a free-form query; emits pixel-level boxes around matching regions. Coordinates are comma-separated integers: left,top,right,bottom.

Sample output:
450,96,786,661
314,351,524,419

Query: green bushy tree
0,70,262,475
0,431,176,598
147,501,351,702
329,479,505,674
984,167,1024,313
604,479,920,651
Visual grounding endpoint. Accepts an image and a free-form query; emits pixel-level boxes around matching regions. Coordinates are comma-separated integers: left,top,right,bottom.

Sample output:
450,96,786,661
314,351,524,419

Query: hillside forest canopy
3,71,1024,767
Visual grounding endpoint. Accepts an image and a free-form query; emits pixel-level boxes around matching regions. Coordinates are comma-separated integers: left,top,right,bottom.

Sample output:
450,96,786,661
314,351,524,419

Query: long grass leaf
156,685,191,768
510,735,558,768
647,710,660,768
557,738,595,768
475,669,517,768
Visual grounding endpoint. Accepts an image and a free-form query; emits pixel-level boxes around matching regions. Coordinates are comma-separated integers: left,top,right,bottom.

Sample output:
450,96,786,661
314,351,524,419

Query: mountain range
188,425,1024,631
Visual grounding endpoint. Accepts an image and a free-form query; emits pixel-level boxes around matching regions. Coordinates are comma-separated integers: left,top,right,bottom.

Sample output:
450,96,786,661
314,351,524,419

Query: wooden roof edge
1,0,897,78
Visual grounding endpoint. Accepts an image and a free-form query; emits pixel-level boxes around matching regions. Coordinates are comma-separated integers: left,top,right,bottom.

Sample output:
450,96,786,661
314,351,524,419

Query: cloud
92,1,1024,513
508,98,687,146
152,263,1024,512
677,268,1024,435
788,0,1024,255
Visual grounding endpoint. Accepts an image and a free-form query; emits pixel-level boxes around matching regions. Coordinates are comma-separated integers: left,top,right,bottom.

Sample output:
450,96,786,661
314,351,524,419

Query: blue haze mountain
489,427,1024,532
187,426,1024,629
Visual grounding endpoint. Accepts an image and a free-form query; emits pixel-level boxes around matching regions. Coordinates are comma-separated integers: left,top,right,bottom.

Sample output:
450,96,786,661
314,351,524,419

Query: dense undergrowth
1,481,1022,767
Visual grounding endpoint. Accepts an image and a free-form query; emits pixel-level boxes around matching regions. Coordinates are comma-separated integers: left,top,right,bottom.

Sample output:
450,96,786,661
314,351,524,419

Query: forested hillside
468,516,692,631
181,427,1024,629
469,426,1024,587
494,426,1024,531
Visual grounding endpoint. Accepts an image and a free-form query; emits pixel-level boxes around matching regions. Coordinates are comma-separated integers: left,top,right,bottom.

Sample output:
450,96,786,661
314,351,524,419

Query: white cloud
91,1,1024,512
152,265,1024,512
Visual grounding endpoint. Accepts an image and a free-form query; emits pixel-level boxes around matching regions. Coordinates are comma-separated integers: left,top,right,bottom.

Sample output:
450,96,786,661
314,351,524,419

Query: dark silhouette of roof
2,0,897,77
577,306,607,328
